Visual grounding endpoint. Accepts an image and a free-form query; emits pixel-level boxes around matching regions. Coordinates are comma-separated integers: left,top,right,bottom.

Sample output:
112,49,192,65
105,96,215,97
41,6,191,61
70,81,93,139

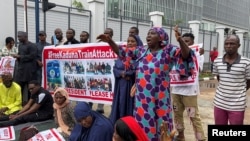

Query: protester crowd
0,24,249,141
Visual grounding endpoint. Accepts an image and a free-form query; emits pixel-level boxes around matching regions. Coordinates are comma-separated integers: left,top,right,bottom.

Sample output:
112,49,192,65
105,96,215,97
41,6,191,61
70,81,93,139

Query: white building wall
0,0,15,47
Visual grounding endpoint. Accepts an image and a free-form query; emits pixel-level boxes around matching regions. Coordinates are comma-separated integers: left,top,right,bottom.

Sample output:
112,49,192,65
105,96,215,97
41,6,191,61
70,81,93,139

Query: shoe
173,135,185,141
96,109,104,114
174,131,185,141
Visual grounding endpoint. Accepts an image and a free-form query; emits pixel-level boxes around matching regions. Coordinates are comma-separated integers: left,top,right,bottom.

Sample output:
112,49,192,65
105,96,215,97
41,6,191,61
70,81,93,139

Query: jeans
211,62,213,73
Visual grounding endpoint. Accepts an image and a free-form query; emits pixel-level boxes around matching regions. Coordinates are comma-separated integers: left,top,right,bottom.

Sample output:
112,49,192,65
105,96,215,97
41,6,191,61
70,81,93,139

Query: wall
16,0,91,43
0,0,15,47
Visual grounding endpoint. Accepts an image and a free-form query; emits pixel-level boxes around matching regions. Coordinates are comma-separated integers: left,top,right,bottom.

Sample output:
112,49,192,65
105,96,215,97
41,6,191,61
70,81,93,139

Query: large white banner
43,43,118,105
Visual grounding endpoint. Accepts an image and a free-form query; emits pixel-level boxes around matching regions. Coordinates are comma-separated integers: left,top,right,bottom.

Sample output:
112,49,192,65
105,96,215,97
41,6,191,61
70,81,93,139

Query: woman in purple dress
109,35,143,124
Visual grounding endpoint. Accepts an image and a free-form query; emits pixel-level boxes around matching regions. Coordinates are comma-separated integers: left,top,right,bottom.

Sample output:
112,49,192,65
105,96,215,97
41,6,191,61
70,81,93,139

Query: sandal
173,134,185,141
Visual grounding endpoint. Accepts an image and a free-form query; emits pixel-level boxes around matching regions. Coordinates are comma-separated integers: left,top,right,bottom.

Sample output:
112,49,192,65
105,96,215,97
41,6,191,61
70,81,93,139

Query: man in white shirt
213,34,250,125
171,33,205,141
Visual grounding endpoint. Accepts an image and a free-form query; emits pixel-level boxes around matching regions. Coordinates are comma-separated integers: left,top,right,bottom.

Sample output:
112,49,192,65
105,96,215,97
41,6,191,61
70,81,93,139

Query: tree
172,19,183,25
162,16,168,26
72,0,84,12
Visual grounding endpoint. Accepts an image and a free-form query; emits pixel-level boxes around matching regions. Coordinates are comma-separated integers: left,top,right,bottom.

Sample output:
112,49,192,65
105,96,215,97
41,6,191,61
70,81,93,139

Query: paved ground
94,80,250,141
14,80,250,141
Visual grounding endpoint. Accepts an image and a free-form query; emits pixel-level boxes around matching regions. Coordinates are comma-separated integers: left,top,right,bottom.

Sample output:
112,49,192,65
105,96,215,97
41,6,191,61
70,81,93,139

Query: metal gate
14,0,91,44
107,12,153,43
242,38,250,58
199,29,218,71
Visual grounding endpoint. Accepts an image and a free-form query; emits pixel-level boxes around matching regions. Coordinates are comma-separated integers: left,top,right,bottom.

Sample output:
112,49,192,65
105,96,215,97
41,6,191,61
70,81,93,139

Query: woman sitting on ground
53,88,76,139
69,102,113,141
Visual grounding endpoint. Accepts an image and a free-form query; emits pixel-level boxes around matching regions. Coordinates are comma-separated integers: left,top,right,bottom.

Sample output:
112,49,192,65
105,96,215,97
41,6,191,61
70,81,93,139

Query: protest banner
170,44,202,86
28,128,65,141
0,126,15,140
0,56,16,82
43,43,118,104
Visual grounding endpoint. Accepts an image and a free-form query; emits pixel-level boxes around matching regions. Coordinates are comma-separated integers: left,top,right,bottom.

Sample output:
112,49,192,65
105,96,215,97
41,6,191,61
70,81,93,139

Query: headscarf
124,35,144,70
73,101,92,121
120,116,148,141
149,27,196,79
150,27,169,47
70,102,114,141
53,88,70,136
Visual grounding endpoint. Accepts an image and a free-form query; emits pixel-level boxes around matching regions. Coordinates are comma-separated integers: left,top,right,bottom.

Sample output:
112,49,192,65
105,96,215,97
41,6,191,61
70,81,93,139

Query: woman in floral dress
97,26,196,141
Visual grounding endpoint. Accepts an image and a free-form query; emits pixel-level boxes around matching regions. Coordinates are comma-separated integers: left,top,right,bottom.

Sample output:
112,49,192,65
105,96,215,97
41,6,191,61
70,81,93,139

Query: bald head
225,34,240,44
18,31,27,37
17,31,28,43
224,34,240,56
54,28,62,33
1,72,13,88
54,28,63,41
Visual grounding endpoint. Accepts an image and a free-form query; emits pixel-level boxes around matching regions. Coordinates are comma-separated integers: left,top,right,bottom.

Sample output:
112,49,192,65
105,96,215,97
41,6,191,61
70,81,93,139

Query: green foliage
172,19,183,25
162,16,167,26
72,0,84,12
199,72,213,79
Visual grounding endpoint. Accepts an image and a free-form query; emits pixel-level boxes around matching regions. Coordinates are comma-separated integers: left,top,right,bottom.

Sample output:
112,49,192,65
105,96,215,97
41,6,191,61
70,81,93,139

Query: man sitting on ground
0,80,54,127
0,72,22,121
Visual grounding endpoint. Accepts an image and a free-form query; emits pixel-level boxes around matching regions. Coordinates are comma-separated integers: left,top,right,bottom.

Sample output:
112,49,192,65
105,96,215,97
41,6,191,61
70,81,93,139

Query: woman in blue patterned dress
97,26,196,141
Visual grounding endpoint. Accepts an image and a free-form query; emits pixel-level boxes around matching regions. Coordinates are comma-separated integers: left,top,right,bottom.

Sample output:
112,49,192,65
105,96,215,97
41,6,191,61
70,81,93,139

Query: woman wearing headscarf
113,116,148,141
69,102,113,141
109,35,143,124
53,88,76,139
113,116,176,141
97,26,196,140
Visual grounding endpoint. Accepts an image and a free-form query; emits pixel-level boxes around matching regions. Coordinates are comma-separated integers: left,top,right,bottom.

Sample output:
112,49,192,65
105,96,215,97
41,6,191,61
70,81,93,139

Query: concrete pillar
236,31,245,55
215,26,225,56
149,11,164,27
87,0,105,42
188,21,200,44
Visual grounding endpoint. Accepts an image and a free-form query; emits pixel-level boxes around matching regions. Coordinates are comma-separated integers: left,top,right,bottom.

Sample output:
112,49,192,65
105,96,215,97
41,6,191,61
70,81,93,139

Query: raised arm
174,25,191,59
97,34,119,55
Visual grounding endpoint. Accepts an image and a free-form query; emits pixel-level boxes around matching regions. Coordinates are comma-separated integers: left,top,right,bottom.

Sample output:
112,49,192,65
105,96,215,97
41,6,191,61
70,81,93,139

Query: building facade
107,0,250,32
202,0,250,31
107,0,203,27
1,0,249,63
